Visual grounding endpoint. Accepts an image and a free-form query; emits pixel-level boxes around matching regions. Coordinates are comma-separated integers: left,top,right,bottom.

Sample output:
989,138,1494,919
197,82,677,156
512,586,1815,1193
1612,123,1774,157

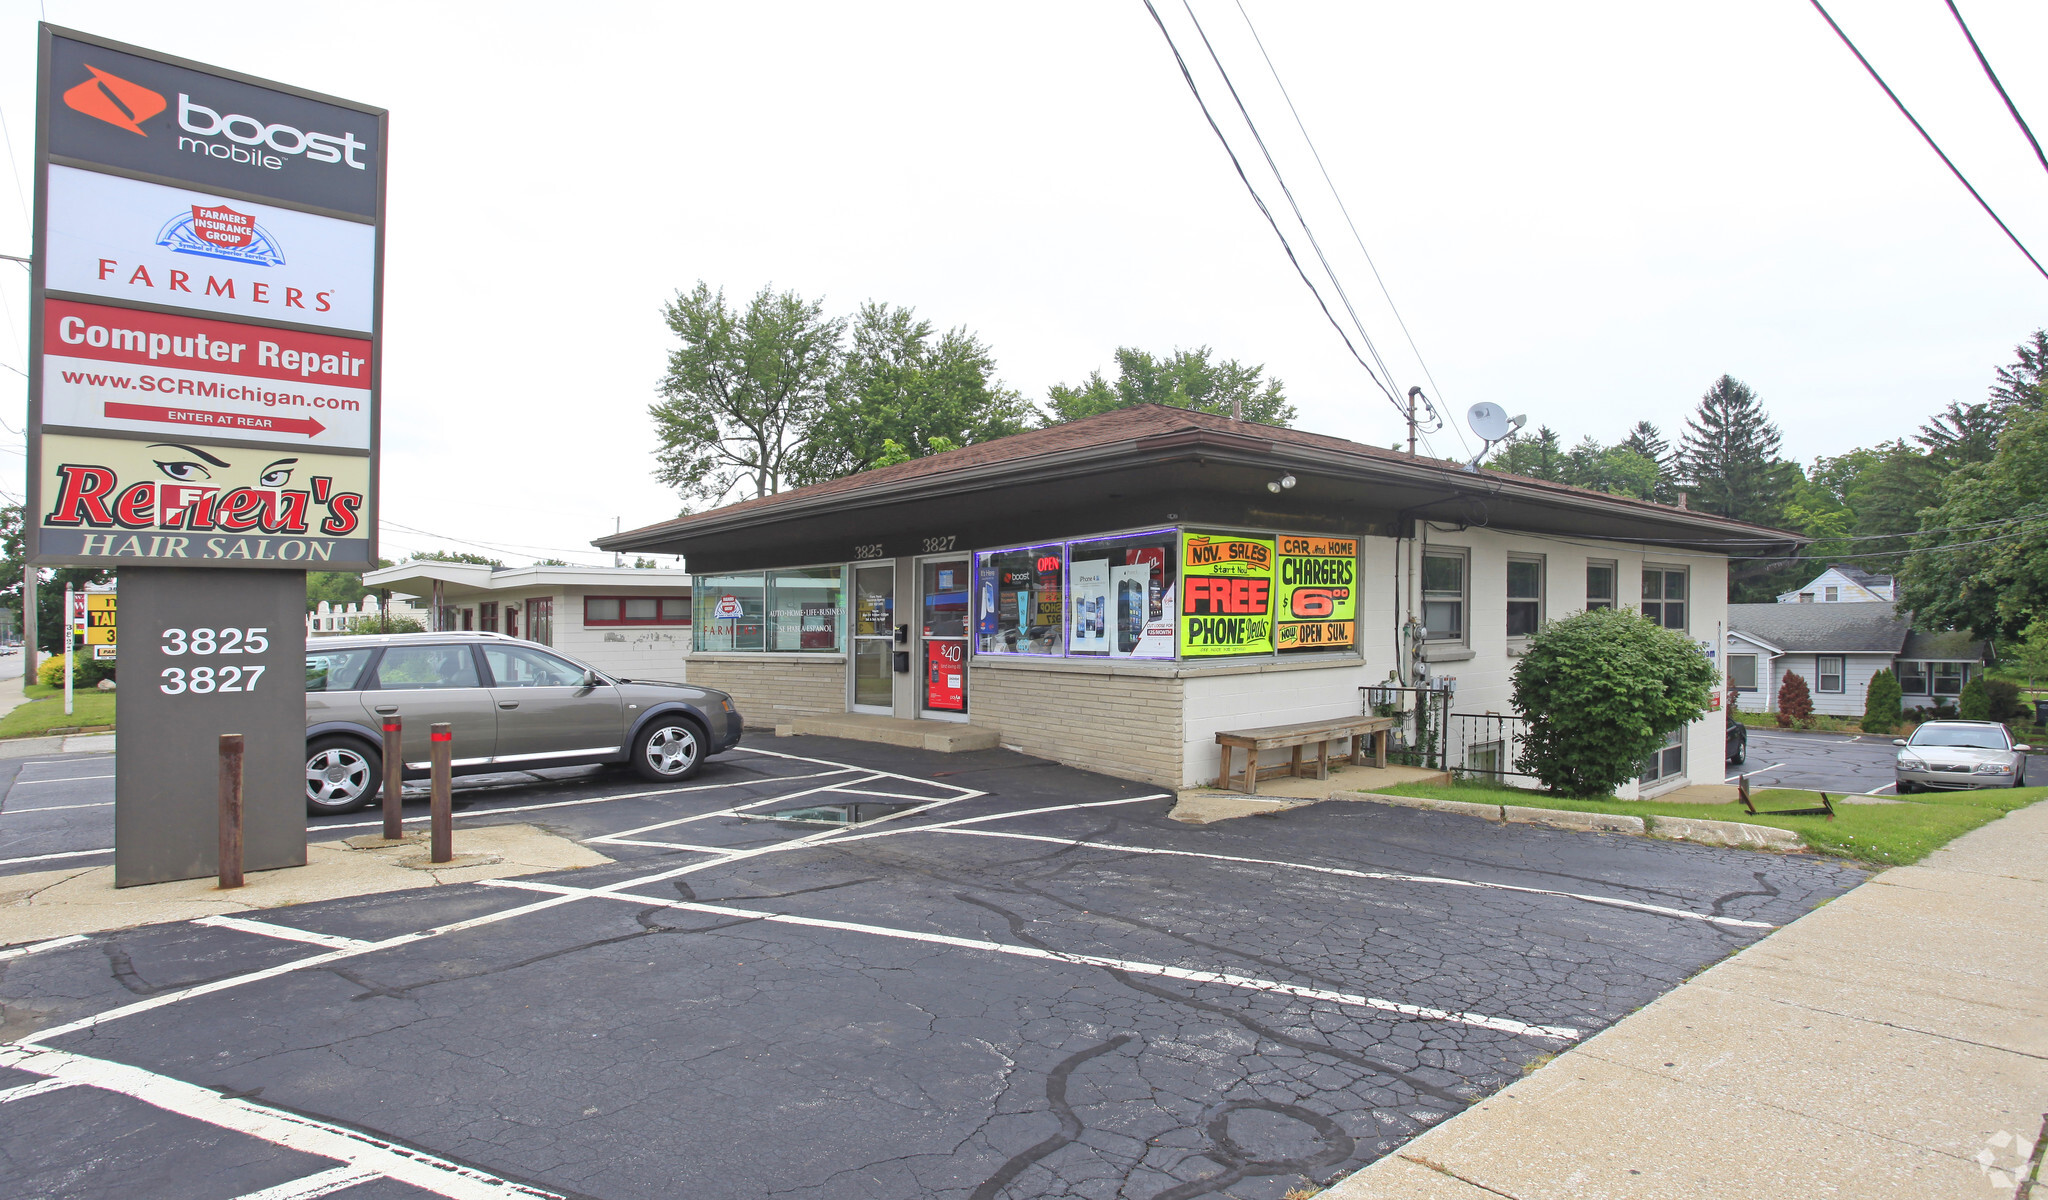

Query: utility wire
1941,0,2048,183
1178,1,1406,419
1805,0,2048,281
1229,0,1468,456
1138,0,1401,415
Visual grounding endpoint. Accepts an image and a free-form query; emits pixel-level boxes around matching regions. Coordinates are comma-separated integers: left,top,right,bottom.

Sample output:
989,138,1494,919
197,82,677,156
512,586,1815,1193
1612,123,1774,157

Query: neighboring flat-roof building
363,561,693,682
600,405,1800,796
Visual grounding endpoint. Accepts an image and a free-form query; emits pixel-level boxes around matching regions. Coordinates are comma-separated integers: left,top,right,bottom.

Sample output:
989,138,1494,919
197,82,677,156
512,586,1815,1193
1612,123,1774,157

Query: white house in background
307,594,430,636
1726,602,1990,717
1776,564,1894,604
361,561,693,681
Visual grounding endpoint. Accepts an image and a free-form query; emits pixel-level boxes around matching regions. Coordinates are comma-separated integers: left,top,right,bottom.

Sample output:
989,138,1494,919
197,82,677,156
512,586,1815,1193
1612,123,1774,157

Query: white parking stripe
0,934,87,961
0,847,111,867
193,916,372,951
312,769,862,833
589,774,888,843
3,801,114,814
10,775,115,785
914,828,1776,929
0,1077,80,1103
0,1045,559,1198
483,877,1583,1043
225,1165,383,1200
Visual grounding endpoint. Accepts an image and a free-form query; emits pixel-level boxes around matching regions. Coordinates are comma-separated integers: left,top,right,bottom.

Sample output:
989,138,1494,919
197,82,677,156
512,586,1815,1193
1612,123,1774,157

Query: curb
1337,790,1806,851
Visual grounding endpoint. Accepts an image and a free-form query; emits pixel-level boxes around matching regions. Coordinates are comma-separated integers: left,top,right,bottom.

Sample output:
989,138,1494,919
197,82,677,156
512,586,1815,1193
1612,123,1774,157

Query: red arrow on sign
104,401,326,439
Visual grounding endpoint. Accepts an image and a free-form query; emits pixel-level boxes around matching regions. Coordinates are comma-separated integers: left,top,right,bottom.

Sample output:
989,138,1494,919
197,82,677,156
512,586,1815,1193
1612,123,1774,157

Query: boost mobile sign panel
29,25,384,572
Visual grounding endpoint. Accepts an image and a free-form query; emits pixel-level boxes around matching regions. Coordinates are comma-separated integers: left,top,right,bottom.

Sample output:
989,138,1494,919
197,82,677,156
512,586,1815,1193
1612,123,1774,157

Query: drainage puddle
753,800,928,826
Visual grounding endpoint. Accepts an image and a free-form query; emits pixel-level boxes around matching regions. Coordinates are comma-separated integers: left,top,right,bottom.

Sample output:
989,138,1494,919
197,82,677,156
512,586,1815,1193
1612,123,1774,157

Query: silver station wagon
304,631,743,814
1893,720,2032,792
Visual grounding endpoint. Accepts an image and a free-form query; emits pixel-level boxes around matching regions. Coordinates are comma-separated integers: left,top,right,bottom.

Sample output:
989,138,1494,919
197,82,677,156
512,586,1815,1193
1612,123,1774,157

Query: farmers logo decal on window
1179,533,1274,656
1275,536,1357,651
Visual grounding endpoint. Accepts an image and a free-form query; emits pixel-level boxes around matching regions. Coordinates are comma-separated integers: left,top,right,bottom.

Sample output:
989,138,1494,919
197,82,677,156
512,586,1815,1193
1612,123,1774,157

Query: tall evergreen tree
1989,329,2047,414
1485,425,1564,481
1618,420,1678,502
1679,375,1794,526
1916,401,2001,467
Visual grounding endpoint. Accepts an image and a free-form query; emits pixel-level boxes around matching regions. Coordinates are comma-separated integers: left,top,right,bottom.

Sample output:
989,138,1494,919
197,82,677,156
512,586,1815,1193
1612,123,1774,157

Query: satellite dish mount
1463,403,1526,472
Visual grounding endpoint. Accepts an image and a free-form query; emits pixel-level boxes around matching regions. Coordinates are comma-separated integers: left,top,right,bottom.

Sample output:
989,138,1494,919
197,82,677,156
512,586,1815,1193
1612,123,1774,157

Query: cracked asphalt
0,736,1867,1199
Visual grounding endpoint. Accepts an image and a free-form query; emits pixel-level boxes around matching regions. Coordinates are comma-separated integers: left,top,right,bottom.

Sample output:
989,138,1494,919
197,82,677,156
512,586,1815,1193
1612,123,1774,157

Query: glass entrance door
851,563,895,714
920,558,970,717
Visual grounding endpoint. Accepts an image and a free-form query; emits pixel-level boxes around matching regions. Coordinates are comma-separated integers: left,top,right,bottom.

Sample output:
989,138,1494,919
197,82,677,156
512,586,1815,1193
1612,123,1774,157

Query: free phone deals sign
27,24,384,571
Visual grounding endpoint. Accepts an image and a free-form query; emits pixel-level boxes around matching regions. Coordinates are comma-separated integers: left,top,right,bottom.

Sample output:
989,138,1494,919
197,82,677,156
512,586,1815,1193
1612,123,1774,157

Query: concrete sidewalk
1327,799,2048,1199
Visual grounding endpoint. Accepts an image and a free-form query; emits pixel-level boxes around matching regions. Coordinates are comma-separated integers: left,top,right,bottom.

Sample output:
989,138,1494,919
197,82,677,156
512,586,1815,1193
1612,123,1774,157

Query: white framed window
1643,727,1685,783
1640,566,1687,631
1818,655,1845,694
1586,561,1616,611
1932,663,1965,695
1728,653,1759,692
1507,555,1544,637
1422,549,1467,643
1899,661,1928,695
1824,586,1839,602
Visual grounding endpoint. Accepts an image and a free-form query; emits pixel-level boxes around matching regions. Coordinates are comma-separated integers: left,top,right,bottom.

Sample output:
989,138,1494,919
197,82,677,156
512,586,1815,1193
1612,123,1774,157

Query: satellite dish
1467,403,1512,442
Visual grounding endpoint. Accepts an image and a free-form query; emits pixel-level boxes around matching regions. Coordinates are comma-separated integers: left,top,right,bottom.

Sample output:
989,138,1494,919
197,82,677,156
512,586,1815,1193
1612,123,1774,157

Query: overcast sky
2,1,2044,567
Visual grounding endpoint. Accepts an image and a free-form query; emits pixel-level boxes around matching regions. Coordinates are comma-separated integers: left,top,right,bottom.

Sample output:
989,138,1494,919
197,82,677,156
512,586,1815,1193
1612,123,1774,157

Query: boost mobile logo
62,65,166,136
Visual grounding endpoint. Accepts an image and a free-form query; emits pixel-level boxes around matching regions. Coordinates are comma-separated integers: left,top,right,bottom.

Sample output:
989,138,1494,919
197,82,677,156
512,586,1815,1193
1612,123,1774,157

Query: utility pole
614,517,622,568
1405,389,1418,457
22,567,36,694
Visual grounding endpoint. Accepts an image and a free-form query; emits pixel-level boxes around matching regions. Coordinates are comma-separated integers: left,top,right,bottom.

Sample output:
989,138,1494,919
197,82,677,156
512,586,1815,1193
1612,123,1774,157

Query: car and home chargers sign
28,24,384,571
1179,533,1275,656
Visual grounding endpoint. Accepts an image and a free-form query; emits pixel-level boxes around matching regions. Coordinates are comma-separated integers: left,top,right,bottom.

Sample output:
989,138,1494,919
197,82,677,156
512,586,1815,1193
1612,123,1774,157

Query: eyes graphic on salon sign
42,433,367,540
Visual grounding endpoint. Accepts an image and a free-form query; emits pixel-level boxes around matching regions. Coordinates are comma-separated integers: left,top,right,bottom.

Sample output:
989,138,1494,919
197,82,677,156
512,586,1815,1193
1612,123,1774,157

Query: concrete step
776,713,1002,753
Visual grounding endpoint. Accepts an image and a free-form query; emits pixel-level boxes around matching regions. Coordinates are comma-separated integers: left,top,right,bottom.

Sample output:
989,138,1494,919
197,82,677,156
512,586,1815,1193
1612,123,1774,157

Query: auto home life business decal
1179,533,1274,656
1275,536,1357,650
39,432,369,564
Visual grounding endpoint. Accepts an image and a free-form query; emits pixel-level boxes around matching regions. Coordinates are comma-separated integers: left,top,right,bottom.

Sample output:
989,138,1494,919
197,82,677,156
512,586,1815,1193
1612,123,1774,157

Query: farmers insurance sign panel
29,24,384,571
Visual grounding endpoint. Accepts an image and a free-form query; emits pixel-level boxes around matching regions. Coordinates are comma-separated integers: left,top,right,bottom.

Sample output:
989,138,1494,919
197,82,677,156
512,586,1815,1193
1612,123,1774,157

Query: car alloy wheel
639,722,701,780
307,744,374,812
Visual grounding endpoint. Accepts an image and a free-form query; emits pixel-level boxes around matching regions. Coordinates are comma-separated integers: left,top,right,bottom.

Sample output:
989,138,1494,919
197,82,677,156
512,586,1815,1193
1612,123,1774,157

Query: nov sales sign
29,24,384,570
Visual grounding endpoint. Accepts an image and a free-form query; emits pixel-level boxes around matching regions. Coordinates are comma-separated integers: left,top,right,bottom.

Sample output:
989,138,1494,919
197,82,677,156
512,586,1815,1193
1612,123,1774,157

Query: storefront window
692,573,766,651
769,567,845,652
1068,529,1177,658
975,544,1065,656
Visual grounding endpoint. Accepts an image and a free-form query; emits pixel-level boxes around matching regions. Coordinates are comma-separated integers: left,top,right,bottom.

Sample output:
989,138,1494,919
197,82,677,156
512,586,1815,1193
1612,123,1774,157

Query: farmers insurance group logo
60,62,369,173
156,204,286,267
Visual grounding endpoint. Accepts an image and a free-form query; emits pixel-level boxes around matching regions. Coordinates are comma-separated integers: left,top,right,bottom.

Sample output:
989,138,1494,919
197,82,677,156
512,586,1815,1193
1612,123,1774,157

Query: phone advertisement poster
1179,532,1275,657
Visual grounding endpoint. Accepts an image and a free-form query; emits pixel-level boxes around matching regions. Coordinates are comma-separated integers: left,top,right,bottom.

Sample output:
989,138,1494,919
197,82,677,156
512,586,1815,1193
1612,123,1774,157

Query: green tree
0,504,24,643
1958,676,1992,721
1485,425,1564,481
2014,617,2048,688
795,302,1032,480
1679,375,1797,526
1917,402,2001,468
1560,439,1662,500
342,612,424,635
1839,441,1938,577
1044,347,1294,426
1618,420,1679,502
1509,608,1718,797
405,550,503,568
1988,329,2047,414
1897,406,2048,638
651,282,846,504
1862,668,1902,734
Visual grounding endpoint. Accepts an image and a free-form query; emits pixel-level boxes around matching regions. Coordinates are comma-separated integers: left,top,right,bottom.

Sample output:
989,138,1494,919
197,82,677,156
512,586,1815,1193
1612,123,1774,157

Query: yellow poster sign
85,592,117,646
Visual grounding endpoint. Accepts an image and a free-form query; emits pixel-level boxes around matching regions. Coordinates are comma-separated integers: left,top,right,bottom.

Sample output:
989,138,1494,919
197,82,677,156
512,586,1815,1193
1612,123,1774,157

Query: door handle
498,702,519,710
374,705,398,714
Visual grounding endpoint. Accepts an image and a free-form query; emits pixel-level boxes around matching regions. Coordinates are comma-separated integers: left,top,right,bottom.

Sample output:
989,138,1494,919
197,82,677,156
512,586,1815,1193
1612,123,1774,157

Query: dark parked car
1725,719,1747,767
304,631,742,814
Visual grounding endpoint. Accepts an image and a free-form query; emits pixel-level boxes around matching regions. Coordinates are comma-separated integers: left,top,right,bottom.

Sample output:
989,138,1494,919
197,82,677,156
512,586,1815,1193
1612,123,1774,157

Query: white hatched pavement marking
193,915,372,951
0,847,111,866
0,933,86,961
0,1077,80,1103
10,774,116,785
587,774,889,843
482,877,1583,1043
914,828,1777,929
3,801,114,813
225,1164,384,1200
312,768,860,833
0,1045,559,1198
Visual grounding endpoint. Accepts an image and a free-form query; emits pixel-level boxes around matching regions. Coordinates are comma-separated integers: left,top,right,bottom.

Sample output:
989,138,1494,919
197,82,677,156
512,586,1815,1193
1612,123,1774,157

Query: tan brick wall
687,656,844,726
971,664,1184,787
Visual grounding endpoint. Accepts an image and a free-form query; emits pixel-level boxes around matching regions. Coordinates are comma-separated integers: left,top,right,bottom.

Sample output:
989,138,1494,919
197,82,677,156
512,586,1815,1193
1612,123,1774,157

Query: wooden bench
1214,715,1395,795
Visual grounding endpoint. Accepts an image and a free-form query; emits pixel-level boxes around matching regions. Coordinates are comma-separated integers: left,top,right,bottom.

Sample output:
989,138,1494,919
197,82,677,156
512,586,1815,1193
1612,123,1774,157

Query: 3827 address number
160,626,271,695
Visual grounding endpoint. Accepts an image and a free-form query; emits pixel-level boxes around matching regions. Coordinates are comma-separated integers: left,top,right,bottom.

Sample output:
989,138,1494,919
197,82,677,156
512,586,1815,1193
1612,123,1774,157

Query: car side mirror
2018,745,2034,753
582,669,600,689
1892,739,1908,746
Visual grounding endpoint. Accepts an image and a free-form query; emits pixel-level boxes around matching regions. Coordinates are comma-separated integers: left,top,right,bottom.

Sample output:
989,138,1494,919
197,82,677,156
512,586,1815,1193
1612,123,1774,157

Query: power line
1941,0,2048,183
1177,2,1406,419
1228,0,1469,458
1138,0,1401,416
1805,0,2048,282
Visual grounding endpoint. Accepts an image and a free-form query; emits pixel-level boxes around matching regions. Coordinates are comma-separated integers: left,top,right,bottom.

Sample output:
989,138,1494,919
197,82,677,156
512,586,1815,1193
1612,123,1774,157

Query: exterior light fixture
1266,474,1297,494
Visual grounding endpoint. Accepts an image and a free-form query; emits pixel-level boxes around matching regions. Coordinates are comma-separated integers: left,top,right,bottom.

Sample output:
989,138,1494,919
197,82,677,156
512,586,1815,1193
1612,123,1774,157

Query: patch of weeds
1521,1052,1556,1075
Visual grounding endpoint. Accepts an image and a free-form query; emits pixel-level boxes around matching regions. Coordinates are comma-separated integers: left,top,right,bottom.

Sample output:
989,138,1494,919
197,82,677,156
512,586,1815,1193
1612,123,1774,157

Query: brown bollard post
381,716,404,842
429,721,453,863
218,733,245,889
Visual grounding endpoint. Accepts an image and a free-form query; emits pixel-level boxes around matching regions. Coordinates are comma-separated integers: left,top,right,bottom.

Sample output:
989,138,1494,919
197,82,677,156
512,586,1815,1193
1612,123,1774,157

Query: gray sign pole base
115,567,308,887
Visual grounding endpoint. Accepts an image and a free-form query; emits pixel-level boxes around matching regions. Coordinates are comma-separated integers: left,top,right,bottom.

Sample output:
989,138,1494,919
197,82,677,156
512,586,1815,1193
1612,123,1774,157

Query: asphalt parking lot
1,737,1864,1200
1732,726,2048,795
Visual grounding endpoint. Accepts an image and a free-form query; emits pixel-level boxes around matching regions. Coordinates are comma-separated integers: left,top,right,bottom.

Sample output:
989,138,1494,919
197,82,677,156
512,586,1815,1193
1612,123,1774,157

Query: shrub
1862,668,1902,734
1958,676,1991,720
1983,678,2026,720
341,613,424,635
1777,672,1813,728
1509,607,1718,797
36,650,114,688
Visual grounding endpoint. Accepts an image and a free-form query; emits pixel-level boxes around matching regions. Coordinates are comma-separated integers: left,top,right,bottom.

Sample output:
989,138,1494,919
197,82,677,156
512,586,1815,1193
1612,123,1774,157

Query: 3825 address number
160,626,272,695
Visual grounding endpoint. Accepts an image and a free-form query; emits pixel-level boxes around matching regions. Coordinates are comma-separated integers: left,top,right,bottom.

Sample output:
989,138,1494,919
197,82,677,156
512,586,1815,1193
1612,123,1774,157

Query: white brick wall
687,655,845,726
971,661,1184,786
1182,662,1373,786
